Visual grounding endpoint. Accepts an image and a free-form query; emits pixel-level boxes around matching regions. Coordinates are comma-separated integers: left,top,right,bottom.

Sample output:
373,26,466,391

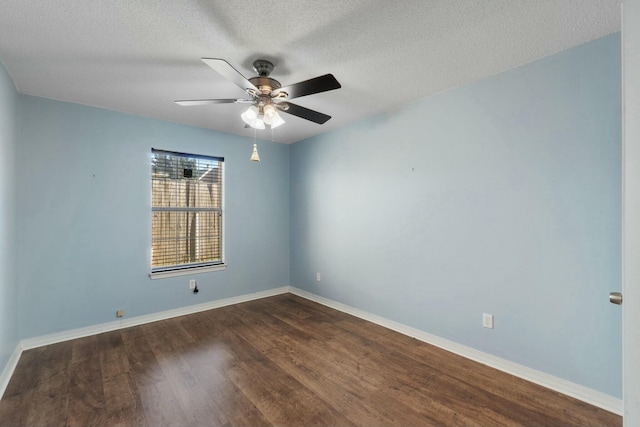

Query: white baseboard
20,286,290,350
0,342,23,399
289,286,623,416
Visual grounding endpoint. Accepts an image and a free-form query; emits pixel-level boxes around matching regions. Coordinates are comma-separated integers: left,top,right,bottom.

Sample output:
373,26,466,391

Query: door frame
623,0,640,425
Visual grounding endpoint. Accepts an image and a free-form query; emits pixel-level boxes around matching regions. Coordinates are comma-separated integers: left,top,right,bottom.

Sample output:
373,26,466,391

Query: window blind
151,149,224,272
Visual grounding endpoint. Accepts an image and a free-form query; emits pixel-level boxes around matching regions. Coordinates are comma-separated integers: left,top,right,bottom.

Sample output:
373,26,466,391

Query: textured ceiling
0,1,621,144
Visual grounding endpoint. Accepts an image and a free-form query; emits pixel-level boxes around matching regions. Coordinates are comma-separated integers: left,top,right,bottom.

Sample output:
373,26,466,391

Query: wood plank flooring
0,294,622,426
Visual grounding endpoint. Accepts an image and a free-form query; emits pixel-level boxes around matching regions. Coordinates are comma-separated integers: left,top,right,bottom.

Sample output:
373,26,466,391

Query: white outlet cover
483,313,494,329
316,272,321,282
189,279,196,290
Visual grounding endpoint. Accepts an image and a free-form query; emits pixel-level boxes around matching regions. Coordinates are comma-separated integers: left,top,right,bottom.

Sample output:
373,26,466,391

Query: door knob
609,292,623,305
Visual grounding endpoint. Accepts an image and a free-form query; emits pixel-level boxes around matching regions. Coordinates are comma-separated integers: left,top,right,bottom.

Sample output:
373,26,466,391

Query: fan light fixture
242,103,284,130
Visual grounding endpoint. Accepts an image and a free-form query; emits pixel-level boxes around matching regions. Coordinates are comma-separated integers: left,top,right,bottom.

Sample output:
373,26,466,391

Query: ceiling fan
175,58,341,129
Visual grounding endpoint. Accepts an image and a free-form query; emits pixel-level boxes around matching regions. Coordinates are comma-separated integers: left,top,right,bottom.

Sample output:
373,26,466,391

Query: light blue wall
0,62,19,374
18,96,290,338
290,34,622,397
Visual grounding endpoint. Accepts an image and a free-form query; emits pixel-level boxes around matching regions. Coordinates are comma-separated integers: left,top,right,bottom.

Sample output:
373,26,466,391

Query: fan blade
274,74,341,100
201,58,258,93
175,99,252,106
277,102,331,124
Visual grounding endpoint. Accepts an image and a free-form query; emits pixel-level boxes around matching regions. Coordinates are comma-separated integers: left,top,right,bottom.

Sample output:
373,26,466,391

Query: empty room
1,1,639,426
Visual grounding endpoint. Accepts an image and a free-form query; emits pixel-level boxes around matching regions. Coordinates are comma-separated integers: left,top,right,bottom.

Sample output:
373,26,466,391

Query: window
150,149,224,277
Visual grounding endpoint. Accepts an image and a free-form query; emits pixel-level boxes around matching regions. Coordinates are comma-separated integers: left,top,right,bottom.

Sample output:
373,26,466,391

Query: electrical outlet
189,279,196,290
483,313,494,329
116,309,124,318
316,272,321,282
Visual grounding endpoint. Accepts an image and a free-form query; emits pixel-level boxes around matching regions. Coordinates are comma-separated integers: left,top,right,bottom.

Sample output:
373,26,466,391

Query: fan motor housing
249,76,281,94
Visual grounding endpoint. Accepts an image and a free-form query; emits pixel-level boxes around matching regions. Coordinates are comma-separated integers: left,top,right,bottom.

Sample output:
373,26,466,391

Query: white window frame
149,149,226,279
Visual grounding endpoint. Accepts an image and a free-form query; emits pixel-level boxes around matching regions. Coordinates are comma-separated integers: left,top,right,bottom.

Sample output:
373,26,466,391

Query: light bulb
263,104,276,125
269,111,285,128
263,104,285,128
245,105,258,120
241,105,259,127
254,114,265,129
241,105,266,129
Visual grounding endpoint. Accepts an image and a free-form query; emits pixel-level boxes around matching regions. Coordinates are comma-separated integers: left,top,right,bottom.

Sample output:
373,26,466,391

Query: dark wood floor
0,294,621,427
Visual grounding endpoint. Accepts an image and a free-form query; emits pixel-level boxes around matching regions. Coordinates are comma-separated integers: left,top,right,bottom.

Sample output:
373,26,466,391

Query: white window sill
149,264,227,280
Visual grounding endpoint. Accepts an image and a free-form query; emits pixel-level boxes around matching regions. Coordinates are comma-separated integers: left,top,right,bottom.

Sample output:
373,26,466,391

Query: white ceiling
0,0,621,144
